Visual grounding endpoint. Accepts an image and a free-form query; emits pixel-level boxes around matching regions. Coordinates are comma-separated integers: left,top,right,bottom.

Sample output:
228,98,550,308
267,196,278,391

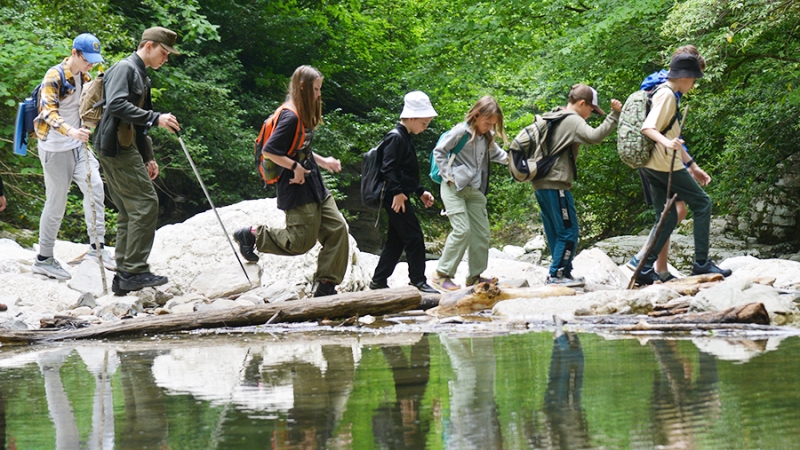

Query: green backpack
616,85,678,168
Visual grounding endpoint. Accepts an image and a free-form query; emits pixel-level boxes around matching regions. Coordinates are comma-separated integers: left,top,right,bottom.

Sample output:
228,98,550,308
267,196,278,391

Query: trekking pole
173,131,252,284
84,139,109,295
628,105,689,289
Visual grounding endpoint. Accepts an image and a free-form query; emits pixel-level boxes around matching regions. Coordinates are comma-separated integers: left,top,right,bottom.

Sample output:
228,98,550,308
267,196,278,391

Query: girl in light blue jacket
431,96,508,291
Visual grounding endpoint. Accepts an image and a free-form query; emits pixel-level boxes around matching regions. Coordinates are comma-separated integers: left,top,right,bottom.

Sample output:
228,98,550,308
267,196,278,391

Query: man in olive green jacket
95,27,181,295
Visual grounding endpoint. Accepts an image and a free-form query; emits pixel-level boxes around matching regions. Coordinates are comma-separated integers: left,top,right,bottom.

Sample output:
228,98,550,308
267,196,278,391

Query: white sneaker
32,256,72,280
86,247,117,270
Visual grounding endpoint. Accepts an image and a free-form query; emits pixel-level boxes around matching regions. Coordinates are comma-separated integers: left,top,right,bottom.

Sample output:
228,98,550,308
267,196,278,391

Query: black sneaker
314,282,337,297
119,271,168,291
635,268,661,286
691,260,732,277
234,227,259,263
112,273,132,296
369,281,388,290
411,281,439,294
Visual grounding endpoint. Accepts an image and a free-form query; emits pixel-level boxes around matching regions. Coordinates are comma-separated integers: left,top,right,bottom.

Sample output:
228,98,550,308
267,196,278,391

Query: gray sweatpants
38,145,106,257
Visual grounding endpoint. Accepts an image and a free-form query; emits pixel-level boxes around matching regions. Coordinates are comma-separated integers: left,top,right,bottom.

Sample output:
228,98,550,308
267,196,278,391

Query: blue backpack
14,65,71,155
429,128,470,184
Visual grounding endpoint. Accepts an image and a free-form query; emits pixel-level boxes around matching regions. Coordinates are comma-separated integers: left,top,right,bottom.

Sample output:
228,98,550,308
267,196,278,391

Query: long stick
628,105,689,289
175,133,252,284
84,142,108,295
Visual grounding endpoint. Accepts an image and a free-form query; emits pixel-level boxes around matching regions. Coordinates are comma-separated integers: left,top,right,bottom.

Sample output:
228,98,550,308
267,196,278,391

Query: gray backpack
616,85,678,168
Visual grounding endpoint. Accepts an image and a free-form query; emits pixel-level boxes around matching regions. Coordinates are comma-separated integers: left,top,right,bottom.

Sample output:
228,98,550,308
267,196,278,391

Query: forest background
0,0,798,254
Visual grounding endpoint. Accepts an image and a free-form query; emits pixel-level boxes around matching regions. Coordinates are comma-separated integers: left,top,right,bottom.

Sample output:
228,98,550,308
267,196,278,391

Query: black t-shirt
380,123,425,198
263,109,329,211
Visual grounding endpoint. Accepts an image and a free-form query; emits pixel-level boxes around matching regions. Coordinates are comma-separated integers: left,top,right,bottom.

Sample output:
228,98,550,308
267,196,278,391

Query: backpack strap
277,105,306,158
650,84,681,152
443,130,470,183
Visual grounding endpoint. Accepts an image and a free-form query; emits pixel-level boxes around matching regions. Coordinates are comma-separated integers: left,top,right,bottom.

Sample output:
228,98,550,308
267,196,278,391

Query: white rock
725,258,800,289
261,280,300,303
69,306,94,316
171,303,199,314
164,294,205,310
67,260,115,297
488,247,514,260
523,235,546,252
0,273,80,313
492,294,596,321
576,285,681,316
196,299,240,312
190,263,261,299
691,278,798,318
358,315,376,324
502,245,526,259
572,248,629,288
234,299,257,308
94,299,141,321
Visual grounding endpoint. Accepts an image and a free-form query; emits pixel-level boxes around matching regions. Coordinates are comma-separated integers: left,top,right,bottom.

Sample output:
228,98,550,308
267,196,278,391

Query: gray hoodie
433,122,508,194
531,107,620,191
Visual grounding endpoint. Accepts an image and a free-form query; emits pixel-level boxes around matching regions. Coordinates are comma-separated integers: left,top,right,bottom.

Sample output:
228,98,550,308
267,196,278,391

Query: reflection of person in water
441,335,503,449
650,340,721,448
37,349,81,449
541,331,592,449
372,336,432,449
117,350,169,450
282,345,356,449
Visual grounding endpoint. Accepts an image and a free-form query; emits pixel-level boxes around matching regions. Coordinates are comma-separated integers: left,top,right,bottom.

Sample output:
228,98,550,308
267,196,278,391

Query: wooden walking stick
85,141,109,295
628,105,689,289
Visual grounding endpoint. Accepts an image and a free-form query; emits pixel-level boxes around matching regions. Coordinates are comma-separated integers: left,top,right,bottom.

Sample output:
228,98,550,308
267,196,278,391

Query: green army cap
141,27,180,55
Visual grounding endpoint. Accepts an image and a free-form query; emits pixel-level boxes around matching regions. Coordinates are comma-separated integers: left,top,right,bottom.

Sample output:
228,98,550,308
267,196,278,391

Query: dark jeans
641,168,711,266
372,199,427,285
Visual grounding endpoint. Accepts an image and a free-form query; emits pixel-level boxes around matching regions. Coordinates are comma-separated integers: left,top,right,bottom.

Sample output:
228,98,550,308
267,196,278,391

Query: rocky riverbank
2,198,799,333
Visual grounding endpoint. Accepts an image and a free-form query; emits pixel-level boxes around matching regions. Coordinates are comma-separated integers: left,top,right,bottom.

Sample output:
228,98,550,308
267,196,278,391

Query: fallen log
428,282,576,316
0,286,421,344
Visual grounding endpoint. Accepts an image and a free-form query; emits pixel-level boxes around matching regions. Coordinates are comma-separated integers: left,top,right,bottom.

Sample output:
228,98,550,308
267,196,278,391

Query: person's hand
392,193,408,213
289,163,311,184
0,195,6,212
610,99,622,113
146,160,159,180
689,164,711,186
318,156,342,173
158,113,181,134
67,127,92,143
664,137,685,152
420,191,434,208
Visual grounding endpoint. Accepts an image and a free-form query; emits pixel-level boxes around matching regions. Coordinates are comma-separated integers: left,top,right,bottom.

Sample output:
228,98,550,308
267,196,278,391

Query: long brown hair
287,65,323,130
464,96,508,146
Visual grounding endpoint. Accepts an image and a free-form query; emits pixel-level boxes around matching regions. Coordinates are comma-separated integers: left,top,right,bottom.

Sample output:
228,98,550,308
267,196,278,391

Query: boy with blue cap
32,33,114,280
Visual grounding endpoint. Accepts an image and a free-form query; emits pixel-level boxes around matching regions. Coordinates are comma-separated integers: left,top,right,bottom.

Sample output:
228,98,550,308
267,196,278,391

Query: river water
1,328,799,449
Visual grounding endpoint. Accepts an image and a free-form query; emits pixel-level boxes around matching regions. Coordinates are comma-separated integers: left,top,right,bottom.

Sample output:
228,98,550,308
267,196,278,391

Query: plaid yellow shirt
33,58,92,141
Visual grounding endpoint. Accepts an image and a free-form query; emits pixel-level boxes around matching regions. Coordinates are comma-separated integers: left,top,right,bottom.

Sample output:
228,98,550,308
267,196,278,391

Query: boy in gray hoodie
532,84,621,287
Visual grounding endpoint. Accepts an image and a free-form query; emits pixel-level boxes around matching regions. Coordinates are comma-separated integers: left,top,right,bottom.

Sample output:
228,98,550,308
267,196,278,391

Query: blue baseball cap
73,33,103,64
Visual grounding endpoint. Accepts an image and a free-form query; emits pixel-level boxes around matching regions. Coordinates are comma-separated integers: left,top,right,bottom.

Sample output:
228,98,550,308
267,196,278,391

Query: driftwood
428,282,576,316
0,286,421,344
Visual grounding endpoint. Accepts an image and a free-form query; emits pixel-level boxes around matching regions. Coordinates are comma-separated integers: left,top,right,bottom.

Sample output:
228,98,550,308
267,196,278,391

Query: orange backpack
254,104,306,185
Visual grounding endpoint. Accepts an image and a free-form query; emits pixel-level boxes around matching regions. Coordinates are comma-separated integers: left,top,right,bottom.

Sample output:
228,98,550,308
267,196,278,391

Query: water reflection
1,332,799,449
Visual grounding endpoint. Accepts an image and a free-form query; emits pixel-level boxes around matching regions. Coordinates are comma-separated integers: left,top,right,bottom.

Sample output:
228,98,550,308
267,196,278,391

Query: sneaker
546,275,585,288
32,256,72,280
112,273,132,296
659,272,678,282
634,268,660,286
411,281,439,294
465,274,498,286
691,260,732,277
86,247,117,270
233,227,259,263
625,255,641,271
118,271,168,291
430,272,461,292
369,281,388,290
314,282,337,297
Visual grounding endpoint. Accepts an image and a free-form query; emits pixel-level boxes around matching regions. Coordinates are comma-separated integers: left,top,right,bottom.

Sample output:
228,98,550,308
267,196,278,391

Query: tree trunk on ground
0,286,421,344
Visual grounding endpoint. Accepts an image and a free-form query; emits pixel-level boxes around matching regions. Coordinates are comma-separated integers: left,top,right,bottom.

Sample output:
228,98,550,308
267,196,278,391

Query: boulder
190,263,261,299
574,285,681,316
94,298,142,321
572,248,629,288
502,245,526,259
0,273,80,313
523,235,546,253
690,278,799,322
67,260,115,297
724,258,800,290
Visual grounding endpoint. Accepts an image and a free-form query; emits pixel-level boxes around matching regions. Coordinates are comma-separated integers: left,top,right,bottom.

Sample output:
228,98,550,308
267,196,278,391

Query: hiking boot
691,260,732,277
625,255,641,271
314,282,337,297
634,268,660,286
369,281,389,290
430,272,461,292
32,256,72,280
234,227,259,263
465,274,498,286
86,247,117,270
411,281,439,294
111,273,132,297
546,275,585,288
118,271,168,291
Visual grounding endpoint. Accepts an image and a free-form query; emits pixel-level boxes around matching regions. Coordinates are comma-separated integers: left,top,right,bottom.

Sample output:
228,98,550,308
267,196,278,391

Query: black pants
372,199,427,285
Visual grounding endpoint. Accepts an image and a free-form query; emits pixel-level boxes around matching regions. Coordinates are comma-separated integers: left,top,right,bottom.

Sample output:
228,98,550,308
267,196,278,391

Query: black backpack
14,65,71,155
507,114,569,182
361,129,400,213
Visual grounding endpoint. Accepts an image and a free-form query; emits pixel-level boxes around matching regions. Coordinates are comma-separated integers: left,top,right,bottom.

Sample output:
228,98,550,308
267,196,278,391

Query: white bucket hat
400,91,438,118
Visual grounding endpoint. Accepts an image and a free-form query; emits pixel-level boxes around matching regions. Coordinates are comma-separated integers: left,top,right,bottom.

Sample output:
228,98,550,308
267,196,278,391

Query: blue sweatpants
535,189,579,277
